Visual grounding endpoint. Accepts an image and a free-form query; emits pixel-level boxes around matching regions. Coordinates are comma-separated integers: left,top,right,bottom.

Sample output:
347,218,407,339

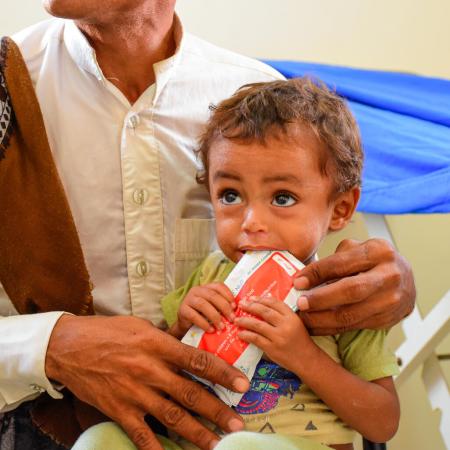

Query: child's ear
328,187,360,231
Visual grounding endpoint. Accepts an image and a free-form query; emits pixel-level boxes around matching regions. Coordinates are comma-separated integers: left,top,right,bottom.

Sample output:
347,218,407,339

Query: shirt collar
63,15,184,101
64,19,103,81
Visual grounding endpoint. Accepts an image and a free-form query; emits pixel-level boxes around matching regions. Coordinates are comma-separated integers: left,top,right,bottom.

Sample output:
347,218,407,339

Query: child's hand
235,296,314,374
176,283,236,335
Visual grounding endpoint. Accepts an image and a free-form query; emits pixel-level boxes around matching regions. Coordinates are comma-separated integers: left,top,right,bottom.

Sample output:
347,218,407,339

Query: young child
161,78,400,450
72,78,399,450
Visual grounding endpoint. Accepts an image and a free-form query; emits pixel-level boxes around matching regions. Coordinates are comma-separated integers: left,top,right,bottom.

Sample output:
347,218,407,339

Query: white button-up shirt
0,17,282,412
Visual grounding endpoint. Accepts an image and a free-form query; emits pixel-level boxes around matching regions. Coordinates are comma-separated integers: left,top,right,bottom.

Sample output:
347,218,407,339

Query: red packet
181,250,304,406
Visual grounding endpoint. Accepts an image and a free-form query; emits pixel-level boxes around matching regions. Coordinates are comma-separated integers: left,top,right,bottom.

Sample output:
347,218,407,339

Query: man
0,1,415,449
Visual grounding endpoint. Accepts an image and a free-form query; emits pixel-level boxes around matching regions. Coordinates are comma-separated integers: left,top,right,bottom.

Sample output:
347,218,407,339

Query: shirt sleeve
161,263,204,327
0,312,65,413
161,251,235,327
337,329,400,381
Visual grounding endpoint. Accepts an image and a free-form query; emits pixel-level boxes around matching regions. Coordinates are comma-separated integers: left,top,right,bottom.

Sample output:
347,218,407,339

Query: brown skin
236,298,400,443
172,132,400,444
41,1,414,448
168,283,236,338
295,238,415,335
46,315,249,450
43,0,176,104
42,3,250,449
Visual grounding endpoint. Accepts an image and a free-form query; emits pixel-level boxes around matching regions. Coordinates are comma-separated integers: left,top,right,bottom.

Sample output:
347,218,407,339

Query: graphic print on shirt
235,360,302,414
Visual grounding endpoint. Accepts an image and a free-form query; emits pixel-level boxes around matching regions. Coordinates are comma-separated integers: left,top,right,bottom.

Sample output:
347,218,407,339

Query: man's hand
294,238,416,335
45,315,249,450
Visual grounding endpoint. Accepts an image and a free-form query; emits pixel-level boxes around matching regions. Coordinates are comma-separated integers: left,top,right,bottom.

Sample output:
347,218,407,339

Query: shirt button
127,114,140,129
136,260,150,278
30,383,45,393
132,188,149,206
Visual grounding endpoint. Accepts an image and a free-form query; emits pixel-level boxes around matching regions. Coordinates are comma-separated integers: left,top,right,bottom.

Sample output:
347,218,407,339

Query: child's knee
71,422,182,450
71,422,137,450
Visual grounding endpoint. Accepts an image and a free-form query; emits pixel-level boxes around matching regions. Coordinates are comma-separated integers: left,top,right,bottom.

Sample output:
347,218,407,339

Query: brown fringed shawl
0,37,107,447
0,37,94,316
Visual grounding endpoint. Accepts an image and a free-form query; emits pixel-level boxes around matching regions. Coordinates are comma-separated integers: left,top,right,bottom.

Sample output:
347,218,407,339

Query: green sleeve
161,251,236,327
161,263,204,327
338,329,400,381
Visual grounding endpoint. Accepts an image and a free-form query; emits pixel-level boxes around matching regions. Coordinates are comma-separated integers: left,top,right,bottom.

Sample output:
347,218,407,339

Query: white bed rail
363,213,450,449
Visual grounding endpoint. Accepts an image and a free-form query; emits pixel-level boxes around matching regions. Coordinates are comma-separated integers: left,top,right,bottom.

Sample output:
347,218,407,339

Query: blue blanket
264,60,450,214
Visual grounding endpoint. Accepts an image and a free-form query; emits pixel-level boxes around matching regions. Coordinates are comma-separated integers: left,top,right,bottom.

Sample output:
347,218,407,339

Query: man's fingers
164,341,249,393
297,270,384,312
144,393,220,450
168,372,245,434
299,290,404,334
120,415,163,450
334,238,361,253
295,239,394,289
307,310,401,336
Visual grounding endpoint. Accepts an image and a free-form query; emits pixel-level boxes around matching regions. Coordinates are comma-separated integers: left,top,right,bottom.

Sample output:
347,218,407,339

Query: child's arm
236,297,400,443
167,283,236,339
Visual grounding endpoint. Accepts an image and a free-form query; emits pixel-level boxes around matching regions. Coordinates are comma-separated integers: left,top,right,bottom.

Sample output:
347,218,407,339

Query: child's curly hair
197,77,363,194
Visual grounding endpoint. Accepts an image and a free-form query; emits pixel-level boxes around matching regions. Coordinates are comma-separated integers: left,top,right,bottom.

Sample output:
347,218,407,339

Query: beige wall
176,0,450,79
2,0,450,79
2,1,449,449
0,0,49,36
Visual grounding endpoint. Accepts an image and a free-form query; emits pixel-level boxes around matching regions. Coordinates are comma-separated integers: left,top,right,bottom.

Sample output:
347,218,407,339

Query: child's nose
241,206,268,233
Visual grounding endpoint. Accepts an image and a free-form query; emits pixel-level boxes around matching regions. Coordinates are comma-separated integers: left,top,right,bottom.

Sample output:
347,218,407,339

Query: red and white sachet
181,250,305,406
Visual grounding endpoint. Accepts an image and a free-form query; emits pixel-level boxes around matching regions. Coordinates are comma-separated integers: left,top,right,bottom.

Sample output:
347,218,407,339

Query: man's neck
76,6,176,104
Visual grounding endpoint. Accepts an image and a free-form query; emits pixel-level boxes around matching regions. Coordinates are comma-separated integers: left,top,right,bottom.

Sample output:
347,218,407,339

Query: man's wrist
44,313,75,383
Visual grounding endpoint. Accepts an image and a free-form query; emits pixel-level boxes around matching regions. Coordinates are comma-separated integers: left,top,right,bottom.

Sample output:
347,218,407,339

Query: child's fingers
200,286,236,322
256,296,296,315
182,306,214,332
237,329,271,351
234,315,274,340
207,283,235,303
239,299,283,326
190,296,225,330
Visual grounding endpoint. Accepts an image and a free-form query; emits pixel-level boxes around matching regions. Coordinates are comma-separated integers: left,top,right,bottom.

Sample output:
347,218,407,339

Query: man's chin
42,0,95,20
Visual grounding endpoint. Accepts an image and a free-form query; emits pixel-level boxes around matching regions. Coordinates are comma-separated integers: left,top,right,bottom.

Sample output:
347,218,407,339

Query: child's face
208,127,358,264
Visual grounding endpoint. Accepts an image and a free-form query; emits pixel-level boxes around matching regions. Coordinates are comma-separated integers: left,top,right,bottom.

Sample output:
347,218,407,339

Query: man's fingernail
227,418,244,432
229,313,236,321
210,439,220,449
295,276,310,290
218,322,225,330
298,296,309,311
207,326,215,333
233,377,248,392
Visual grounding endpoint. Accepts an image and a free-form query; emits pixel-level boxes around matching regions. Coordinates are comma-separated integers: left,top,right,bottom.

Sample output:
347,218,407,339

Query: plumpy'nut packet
181,250,305,406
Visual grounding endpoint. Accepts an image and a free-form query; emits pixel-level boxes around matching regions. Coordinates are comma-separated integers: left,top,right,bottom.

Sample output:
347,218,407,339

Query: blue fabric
264,60,450,214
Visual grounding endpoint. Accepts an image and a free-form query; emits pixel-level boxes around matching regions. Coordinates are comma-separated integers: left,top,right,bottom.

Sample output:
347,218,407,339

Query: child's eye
272,193,296,207
220,190,242,205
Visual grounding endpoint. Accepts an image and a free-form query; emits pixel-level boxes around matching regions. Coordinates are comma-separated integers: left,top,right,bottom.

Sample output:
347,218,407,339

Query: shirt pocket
173,218,217,288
